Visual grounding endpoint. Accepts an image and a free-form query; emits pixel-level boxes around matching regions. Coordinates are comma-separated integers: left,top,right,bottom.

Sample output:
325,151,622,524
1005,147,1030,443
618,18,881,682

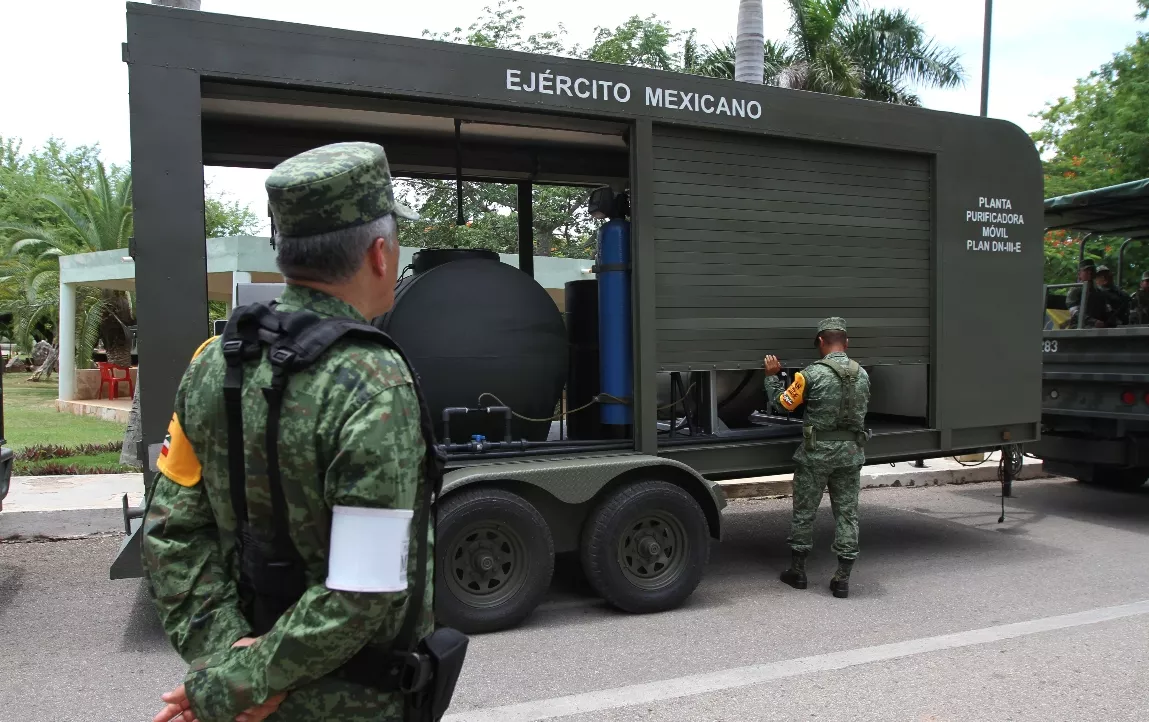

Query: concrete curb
719,461,1051,500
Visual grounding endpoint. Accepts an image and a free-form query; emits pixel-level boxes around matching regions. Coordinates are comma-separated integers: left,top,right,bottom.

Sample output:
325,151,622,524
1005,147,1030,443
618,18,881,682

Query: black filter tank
376,249,568,444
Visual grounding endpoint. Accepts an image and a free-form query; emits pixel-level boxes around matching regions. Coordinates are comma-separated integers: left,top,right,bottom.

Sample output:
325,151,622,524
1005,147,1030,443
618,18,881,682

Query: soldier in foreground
142,142,464,722
763,318,871,598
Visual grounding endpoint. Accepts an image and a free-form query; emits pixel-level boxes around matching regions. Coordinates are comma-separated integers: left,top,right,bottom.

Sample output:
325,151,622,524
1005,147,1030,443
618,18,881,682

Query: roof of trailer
1044,178,1149,239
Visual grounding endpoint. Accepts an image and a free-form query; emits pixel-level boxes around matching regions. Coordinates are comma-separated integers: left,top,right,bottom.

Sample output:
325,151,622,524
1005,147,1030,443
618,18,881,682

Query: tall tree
699,0,965,105
1033,2,1149,286
736,0,766,83
1,159,135,366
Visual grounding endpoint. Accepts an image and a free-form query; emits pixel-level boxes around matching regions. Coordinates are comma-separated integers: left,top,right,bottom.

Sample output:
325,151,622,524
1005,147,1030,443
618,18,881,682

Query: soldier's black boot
830,557,853,598
780,550,808,589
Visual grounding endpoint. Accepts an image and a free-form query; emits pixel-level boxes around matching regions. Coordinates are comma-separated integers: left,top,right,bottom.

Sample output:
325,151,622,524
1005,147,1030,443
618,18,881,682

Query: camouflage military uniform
764,318,871,569
142,142,428,722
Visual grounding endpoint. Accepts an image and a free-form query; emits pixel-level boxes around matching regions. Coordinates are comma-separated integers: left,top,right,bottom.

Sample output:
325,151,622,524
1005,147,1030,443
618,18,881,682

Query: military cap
1142,271,1149,281
1096,264,1111,274
1079,259,1097,271
266,141,418,238
817,317,848,333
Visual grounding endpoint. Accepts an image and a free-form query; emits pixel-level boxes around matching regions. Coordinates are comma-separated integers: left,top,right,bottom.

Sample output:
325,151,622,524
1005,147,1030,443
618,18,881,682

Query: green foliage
1033,5,1149,288
694,0,964,104
205,185,260,238
581,15,685,70
0,137,260,366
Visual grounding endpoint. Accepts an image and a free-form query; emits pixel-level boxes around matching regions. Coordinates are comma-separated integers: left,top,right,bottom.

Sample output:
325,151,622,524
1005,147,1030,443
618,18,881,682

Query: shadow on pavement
0,561,26,623
120,578,170,652
953,478,1149,536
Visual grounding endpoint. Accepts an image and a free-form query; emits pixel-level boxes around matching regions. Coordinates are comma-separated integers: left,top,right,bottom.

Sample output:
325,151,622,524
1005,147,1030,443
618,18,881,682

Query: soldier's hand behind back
764,355,782,376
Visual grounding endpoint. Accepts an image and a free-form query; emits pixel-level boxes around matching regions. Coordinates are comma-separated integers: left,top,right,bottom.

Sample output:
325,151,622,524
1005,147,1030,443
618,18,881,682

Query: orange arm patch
157,413,203,487
154,338,215,487
777,372,806,412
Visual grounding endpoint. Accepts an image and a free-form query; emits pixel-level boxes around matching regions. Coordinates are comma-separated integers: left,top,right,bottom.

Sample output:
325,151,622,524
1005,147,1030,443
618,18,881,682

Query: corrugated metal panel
652,125,931,370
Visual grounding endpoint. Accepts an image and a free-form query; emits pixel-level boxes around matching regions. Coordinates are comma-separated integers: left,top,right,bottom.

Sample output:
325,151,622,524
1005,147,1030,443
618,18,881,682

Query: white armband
325,505,413,593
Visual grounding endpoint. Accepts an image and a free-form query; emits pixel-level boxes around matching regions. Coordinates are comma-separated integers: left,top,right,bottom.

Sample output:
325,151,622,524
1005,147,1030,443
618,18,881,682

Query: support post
630,119,657,455
127,58,207,460
58,280,77,401
517,182,534,277
979,0,992,117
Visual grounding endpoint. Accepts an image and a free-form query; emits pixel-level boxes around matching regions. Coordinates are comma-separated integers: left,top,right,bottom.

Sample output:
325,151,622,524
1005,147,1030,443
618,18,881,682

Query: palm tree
0,160,135,367
700,0,965,105
735,0,765,83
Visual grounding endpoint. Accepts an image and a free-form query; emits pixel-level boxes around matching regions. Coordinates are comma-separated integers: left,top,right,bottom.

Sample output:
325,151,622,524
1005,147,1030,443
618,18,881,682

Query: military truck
110,2,1043,634
1032,179,1149,490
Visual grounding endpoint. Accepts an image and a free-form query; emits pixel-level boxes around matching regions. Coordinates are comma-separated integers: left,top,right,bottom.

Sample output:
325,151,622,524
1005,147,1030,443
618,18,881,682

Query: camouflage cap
1079,259,1097,271
817,317,847,333
1096,264,1111,274
266,141,417,238
1142,271,1149,281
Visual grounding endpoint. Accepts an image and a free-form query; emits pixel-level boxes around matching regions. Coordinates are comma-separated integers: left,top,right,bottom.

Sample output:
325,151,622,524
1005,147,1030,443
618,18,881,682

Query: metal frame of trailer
114,3,1045,630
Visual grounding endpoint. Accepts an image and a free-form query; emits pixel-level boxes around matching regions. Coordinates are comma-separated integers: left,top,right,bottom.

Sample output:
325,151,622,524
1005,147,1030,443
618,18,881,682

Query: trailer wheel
1089,466,1149,491
580,481,709,614
435,488,554,634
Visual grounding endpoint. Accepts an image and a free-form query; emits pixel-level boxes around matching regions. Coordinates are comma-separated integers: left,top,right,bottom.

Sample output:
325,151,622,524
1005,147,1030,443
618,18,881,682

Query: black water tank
564,280,602,440
377,250,567,444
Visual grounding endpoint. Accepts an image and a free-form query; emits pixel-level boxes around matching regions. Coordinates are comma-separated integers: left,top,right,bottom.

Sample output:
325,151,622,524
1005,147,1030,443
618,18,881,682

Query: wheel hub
445,522,529,610
617,512,689,590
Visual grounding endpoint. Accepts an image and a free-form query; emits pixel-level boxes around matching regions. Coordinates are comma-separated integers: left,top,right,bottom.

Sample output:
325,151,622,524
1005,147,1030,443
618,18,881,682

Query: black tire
1087,466,1149,491
435,488,554,634
580,480,709,614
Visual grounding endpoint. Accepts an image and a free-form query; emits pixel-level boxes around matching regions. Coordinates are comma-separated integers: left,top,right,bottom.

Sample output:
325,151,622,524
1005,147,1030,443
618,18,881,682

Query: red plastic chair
96,362,134,400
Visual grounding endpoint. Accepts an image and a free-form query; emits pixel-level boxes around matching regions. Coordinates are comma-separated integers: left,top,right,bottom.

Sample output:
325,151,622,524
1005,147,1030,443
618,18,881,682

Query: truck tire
1090,466,1149,491
435,488,554,634
580,480,709,614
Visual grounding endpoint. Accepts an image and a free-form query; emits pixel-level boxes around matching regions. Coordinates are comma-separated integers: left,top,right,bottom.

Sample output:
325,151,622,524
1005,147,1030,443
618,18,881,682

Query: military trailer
112,3,1044,633
1032,180,1149,489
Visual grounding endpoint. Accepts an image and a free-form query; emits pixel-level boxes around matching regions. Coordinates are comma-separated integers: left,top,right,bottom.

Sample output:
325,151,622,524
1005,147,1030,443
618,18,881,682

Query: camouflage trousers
787,462,861,560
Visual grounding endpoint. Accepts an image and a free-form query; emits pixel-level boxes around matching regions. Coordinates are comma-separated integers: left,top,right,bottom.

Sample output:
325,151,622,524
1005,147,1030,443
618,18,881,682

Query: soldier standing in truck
1131,271,1149,325
763,317,871,599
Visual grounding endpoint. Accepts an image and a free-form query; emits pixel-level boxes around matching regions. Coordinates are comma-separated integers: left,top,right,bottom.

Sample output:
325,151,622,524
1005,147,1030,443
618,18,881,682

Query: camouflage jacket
141,285,432,722
764,351,871,467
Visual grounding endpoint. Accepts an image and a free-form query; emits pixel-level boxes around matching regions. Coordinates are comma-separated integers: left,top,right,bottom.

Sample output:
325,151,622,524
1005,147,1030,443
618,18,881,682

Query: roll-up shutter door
652,125,932,371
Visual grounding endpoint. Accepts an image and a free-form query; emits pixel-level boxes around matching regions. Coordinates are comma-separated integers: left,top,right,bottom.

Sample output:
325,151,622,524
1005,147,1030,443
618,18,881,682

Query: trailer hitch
121,493,145,534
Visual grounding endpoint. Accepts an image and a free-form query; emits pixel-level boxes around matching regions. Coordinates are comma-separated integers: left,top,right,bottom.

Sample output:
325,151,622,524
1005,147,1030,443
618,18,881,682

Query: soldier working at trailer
142,141,466,722
763,317,872,599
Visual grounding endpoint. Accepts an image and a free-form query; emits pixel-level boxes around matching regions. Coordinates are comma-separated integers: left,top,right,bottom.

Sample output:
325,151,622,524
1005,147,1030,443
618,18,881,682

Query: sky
3,0,1143,233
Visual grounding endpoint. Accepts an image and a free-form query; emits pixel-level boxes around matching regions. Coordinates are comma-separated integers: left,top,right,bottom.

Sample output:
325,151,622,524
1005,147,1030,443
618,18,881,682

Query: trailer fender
441,454,727,539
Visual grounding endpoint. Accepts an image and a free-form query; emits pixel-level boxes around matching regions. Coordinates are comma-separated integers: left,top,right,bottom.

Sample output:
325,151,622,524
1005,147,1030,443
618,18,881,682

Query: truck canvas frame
113,2,1044,633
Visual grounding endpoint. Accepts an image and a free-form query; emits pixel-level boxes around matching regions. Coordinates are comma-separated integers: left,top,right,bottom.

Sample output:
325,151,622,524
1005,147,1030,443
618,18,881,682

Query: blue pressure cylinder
596,218,633,429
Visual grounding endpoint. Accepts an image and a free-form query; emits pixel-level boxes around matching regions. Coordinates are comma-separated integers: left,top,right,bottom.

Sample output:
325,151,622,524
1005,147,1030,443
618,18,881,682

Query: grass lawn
4,374,136,474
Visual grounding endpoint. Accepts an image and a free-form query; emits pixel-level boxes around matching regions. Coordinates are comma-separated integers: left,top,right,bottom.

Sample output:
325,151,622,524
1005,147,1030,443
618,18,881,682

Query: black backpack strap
220,303,281,525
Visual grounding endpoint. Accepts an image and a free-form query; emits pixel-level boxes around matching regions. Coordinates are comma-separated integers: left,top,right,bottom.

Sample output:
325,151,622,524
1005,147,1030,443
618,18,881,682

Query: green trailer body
110,3,1045,631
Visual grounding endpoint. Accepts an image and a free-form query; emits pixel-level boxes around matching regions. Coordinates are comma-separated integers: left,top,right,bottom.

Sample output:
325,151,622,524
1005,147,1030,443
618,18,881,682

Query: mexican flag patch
156,413,202,487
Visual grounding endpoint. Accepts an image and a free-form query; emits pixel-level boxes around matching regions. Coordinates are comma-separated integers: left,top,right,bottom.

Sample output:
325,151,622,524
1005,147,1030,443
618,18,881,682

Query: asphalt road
1,477,1147,721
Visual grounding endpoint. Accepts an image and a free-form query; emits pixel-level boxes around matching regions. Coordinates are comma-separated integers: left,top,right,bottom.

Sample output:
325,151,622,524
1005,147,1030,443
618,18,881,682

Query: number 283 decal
1043,340,1059,353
